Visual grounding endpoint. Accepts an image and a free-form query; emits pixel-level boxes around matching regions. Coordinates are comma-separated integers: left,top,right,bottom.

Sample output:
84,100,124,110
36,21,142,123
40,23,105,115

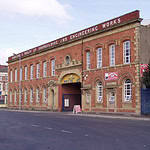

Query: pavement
1,108,150,121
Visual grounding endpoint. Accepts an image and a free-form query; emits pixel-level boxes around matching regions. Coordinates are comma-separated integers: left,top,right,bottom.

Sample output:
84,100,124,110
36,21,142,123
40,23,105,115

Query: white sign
64,99,69,107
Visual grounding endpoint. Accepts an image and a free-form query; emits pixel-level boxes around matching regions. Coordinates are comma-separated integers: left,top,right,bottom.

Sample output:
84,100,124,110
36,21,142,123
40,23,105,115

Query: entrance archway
61,73,81,111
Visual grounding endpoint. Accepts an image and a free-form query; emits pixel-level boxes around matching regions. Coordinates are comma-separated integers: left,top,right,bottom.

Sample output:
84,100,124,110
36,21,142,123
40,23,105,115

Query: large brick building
0,65,8,107
7,10,150,114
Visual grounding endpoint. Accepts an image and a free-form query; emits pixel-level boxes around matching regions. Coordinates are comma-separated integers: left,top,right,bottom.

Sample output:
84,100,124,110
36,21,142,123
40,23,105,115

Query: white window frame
15,69,17,82
14,90,17,104
43,87,47,103
30,88,33,103
86,51,90,70
25,66,28,80
123,41,131,64
124,79,132,102
43,61,47,77
19,89,22,103
36,88,40,103
109,44,115,66
36,63,40,79
30,65,33,80
96,82,103,102
51,59,55,76
24,89,27,104
10,91,12,104
97,48,102,68
10,70,13,82
20,67,22,81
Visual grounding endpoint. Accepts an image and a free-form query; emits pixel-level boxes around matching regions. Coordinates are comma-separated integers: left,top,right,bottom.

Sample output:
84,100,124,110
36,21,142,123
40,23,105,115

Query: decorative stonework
48,80,57,88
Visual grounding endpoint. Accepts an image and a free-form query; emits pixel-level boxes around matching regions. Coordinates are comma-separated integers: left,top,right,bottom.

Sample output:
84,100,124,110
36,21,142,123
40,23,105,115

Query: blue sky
0,0,150,65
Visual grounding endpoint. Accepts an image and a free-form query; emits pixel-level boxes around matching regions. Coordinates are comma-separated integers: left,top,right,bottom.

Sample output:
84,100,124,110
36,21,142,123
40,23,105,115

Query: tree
142,63,150,88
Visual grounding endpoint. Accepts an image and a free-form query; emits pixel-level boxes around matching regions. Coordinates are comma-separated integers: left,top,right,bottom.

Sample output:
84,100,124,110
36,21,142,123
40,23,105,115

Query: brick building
0,65,8,107
7,10,150,114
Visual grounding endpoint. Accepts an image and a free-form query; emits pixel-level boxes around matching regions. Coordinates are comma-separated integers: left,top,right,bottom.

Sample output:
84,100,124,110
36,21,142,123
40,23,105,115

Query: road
0,110,150,150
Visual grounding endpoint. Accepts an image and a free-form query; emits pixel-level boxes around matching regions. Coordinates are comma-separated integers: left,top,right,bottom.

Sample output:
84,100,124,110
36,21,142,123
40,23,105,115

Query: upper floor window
30,65,33,80
86,51,90,70
36,63,40,79
96,81,103,102
20,67,22,81
97,48,102,68
124,79,132,101
10,70,13,82
25,66,28,80
15,69,17,82
43,61,47,77
123,41,130,64
51,59,55,76
109,44,115,66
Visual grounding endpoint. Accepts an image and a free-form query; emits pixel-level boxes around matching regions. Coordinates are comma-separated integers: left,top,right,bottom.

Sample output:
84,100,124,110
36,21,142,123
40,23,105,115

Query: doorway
107,89,116,109
62,83,81,111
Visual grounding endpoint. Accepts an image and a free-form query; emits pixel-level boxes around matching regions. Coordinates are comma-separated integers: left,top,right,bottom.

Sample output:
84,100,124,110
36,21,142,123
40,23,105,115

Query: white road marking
31,124,40,127
61,130,72,134
45,127,53,130
84,134,89,137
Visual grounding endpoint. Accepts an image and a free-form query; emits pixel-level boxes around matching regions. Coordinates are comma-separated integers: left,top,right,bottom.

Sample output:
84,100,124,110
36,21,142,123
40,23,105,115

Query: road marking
32,124,40,127
45,127,53,130
84,134,89,137
61,130,72,134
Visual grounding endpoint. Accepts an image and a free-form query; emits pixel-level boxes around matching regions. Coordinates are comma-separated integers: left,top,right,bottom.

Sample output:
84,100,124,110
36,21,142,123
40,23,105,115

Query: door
107,89,116,110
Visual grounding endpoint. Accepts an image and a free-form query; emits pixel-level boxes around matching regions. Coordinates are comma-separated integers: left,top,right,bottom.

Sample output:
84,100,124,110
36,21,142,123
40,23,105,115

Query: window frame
123,40,131,64
36,63,40,79
97,48,102,68
109,44,115,66
43,61,47,78
96,81,103,103
25,66,28,80
51,59,55,76
86,51,90,70
30,65,33,80
124,79,132,102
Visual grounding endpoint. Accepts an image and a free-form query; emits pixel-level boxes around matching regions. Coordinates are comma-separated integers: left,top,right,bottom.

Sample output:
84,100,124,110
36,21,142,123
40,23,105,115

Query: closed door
107,90,116,109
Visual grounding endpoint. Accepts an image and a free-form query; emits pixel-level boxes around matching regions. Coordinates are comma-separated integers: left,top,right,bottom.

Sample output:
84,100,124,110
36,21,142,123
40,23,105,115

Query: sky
0,0,150,65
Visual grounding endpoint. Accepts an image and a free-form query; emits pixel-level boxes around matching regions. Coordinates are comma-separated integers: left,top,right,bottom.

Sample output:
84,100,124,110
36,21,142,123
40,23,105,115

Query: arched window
24,88,28,104
36,88,40,104
30,88,33,103
124,79,132,101
96,81,103,102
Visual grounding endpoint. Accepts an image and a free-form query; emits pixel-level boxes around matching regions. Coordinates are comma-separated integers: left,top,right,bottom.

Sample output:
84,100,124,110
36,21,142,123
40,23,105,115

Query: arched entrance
61,73,81,111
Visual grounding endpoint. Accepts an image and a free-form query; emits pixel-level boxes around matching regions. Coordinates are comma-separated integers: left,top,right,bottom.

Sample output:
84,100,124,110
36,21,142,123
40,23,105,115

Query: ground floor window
43,87,47,104
96,82,103,102
124,79,132,101
24,89,27,104
30,88,33,103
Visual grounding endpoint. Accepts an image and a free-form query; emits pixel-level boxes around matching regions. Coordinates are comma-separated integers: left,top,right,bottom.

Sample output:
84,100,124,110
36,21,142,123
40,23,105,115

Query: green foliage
142,63,150,88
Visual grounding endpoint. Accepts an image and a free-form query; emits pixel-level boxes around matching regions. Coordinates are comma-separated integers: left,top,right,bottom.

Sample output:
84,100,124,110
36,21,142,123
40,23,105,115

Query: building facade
0,65,8,107
7,10,150,114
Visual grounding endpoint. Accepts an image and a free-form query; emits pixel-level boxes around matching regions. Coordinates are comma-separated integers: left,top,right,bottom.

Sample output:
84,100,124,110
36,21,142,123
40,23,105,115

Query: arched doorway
61,73,81,111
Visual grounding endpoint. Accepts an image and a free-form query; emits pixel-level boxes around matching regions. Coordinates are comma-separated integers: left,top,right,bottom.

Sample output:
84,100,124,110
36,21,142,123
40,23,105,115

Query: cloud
0,0,72,22
142,19,150,25
0,48,20,65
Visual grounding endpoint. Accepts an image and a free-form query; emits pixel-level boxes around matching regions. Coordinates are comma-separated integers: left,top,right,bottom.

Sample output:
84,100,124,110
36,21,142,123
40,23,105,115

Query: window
124,79,132,101
43,61,47,77
96,82,103,102
30,88,33,103
43,87,47,103
5,83,8,92
15,69,17,82
109,44,115,66
123,41,130,64
24,89,27,104
36,88,40,103
97,48,102,68
19,89,22,103
86,93,91,104
10,91,12,104
65,56,70,65
0,76,2,81
51,59,55,76
20,67,22,81
0,84,1,91
14,90,17,104
86,51,90,70
30,65,33,79
25,66,28,80
10,70,12,82
36,63,40,78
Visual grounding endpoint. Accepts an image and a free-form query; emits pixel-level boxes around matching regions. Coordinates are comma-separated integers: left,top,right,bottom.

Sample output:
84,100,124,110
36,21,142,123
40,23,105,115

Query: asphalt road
0,110,150,150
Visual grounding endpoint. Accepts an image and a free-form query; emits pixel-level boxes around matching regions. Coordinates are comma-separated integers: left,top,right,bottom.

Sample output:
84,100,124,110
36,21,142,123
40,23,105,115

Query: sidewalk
67,112,150,121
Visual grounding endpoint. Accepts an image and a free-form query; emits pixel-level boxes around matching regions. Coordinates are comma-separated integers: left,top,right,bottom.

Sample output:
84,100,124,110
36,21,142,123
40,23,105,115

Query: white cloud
0,48,20,65
0,0,72,21
141,19,150,25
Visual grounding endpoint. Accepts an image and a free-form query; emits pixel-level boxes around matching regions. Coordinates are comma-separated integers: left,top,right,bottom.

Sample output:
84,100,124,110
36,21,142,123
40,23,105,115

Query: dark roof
0,65,8,73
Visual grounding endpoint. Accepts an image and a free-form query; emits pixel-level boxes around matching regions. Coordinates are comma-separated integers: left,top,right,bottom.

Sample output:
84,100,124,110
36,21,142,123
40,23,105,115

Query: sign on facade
105,72,118,81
